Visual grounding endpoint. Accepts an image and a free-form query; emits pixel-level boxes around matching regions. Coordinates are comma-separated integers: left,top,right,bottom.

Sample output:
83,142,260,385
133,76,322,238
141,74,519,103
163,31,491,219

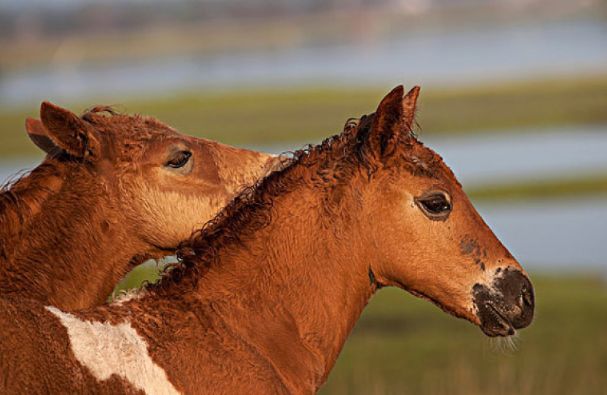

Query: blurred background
1,0,606,394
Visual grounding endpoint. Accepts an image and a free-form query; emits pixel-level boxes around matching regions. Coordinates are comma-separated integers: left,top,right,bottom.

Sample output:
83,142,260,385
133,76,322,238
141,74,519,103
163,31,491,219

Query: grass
1,75,607,159
113,267,607,395
467,172,607,202
321,275,607,395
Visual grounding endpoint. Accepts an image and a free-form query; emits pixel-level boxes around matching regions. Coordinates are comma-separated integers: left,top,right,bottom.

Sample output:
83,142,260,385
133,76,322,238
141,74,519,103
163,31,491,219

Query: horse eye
166,151,192,169
415,192,452,219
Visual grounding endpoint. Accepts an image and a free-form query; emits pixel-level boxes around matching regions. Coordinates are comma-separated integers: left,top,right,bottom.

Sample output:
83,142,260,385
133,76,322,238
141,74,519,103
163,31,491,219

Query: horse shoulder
45,306,181,395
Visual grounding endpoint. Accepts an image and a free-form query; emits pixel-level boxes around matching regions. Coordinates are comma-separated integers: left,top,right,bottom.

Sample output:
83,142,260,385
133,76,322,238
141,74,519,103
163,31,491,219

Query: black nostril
494,268,535,329
522,285,533,307
520,276,535,309
513,273,534,329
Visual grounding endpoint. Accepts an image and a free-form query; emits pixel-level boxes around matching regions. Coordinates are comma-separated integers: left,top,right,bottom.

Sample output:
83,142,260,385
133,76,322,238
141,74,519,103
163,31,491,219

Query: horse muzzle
473,267,535,337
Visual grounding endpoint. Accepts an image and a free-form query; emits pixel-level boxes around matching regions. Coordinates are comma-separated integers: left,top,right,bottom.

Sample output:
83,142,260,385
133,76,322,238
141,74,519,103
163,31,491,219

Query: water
2,20,606,107
254,125,607,187
6,126,607,186
424,125,607,187
1,128,606,271
478,198,607,271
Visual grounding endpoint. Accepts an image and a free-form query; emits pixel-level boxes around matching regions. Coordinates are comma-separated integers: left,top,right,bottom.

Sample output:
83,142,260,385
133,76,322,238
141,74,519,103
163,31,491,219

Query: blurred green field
114,267,607,395
466,172,607,202
3,75,607,200
2,75,607,159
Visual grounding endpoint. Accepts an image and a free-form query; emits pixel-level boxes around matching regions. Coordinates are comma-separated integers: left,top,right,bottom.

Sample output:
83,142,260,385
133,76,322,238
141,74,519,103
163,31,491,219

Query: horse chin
477,302,516,337
473,284,517,338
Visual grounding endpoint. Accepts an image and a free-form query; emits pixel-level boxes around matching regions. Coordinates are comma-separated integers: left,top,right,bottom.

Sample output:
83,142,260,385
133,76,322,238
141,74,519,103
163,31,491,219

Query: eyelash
415,192,452,219
166,151,192,169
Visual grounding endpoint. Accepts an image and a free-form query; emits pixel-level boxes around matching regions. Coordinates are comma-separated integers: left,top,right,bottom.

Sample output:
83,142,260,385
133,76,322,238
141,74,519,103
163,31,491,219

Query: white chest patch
46,306,180,395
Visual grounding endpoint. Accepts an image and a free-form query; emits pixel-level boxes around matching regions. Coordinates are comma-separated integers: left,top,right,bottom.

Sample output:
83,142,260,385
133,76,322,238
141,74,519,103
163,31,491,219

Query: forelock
79,107,178,161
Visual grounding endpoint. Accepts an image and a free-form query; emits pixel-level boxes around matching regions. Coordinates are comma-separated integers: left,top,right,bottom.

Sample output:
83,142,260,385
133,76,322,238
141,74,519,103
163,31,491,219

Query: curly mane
148,108,449,296
148,120,361,294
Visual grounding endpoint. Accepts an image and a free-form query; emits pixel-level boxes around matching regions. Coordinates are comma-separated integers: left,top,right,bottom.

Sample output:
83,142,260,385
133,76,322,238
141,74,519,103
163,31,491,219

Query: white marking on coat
46,306,180,395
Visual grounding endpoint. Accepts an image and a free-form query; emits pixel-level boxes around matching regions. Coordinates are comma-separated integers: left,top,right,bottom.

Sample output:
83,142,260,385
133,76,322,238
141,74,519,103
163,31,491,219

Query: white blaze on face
46,306,180,395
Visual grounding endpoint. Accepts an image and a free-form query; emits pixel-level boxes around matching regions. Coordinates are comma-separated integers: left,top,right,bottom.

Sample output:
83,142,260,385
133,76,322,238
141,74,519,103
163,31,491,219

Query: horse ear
367,85,421,158
39,101,101,159
402,86,420,132
368,85,405,157
25,118,63,157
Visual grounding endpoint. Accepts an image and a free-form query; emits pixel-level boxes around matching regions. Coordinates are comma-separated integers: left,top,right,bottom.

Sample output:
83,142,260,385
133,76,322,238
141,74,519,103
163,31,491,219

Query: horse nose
496,269,535,329
473,268,535,336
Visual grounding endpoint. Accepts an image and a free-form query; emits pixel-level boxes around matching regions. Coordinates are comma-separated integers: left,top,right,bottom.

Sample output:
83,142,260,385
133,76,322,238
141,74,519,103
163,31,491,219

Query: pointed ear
402,86,420,132
368,85,405,157
366,85,421,159
39,101,101,159
25,118,63,156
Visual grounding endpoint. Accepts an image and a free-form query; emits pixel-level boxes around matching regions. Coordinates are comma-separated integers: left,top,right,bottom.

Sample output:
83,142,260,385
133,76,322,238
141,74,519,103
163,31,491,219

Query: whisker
489,332,520,354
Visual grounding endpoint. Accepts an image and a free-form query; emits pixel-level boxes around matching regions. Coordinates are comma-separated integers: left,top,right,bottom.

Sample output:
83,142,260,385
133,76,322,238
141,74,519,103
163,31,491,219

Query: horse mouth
473,281,518,338
480,302,515,337
473,269,535,337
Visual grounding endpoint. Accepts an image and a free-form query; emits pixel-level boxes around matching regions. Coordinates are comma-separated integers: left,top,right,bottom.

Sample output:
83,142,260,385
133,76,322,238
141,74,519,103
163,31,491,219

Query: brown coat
0,87,534,394
0,103,276,310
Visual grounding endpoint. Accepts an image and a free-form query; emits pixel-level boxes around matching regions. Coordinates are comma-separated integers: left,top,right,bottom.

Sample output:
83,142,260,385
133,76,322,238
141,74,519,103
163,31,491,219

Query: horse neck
0,158,65,261
0,164,146,310
172,173,375,391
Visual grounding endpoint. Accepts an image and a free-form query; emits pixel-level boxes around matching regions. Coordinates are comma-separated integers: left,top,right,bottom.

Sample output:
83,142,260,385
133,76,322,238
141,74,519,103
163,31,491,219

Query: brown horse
0,86,534,394
0,102,276,310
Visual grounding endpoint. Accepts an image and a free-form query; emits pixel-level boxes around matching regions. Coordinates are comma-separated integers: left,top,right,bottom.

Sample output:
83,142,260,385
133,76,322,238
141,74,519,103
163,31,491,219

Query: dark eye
166,150,192,169
415,192,452,220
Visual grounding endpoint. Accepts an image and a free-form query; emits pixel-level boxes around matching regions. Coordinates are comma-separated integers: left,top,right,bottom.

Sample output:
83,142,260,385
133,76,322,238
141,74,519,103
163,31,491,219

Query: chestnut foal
0,103,275,310
0,87,534,394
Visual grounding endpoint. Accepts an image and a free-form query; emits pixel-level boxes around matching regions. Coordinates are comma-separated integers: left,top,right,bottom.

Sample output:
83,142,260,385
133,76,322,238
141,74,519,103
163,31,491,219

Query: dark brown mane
151,110,446,295
149,125,359,295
